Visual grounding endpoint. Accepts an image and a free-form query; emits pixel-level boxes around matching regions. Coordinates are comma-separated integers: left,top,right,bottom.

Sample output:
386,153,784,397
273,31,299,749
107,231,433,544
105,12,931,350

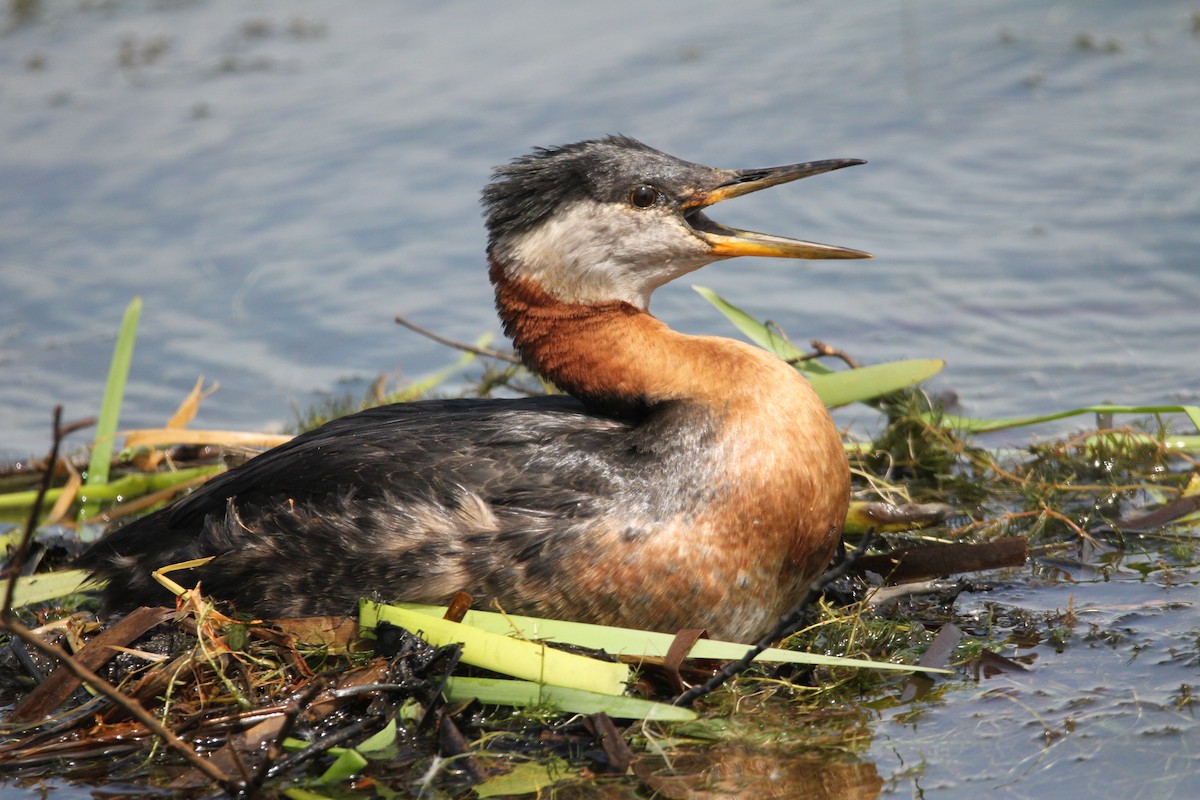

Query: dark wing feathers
165,396,623,525
82,395,648,613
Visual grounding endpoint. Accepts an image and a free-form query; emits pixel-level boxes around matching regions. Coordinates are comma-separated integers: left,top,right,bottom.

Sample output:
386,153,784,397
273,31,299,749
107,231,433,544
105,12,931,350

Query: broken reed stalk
784,337,861,370
2,406,64,617
394,314,521,364
672,530,874,707
0,407,239,794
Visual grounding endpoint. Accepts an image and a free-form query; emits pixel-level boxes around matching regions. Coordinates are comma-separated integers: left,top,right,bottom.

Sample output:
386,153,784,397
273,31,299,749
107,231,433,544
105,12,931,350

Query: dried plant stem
792,338,861,369
394,314,520,364
3,407,65,616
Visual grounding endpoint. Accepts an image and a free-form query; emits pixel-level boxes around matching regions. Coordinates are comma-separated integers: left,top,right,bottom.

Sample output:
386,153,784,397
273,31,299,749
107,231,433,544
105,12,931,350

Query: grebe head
482,135,871,309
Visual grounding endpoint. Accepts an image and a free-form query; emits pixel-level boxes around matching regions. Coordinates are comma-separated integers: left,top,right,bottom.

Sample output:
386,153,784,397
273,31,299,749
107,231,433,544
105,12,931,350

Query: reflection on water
636,747,882,800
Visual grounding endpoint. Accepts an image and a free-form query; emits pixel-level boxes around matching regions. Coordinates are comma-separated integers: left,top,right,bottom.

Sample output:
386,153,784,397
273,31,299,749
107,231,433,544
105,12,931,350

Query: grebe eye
630,185,658,208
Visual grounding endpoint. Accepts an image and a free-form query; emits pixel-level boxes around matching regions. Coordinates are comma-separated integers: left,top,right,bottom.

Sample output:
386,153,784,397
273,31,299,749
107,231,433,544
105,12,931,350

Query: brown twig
394,314,520,364
0,617,239,792
782,337,861,369
804,339,861,369
3,406,64,616
761,320,860,369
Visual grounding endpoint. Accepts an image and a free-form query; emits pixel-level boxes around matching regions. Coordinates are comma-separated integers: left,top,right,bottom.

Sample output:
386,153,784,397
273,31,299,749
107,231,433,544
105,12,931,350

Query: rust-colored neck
491,258,714,409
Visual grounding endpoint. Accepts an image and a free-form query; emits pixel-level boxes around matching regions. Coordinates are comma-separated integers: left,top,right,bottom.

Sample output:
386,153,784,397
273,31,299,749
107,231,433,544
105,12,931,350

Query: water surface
2,0,1197,457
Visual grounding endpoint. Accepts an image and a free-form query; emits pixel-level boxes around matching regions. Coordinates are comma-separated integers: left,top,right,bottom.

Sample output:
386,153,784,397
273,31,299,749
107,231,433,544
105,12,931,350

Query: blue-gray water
1,1,1198,797
3,0,1197,458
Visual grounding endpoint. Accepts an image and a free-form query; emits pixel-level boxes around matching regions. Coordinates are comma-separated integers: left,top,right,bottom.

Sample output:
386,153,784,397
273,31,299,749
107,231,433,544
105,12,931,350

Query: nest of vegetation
1,306,1197,797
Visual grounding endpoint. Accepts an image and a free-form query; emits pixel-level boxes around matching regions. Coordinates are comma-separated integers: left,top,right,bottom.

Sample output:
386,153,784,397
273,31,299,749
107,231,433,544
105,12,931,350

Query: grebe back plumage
83,136,870,642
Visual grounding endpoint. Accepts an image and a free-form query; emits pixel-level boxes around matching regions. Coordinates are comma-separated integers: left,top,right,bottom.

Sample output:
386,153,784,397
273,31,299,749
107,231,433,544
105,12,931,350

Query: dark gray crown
481,135,710,251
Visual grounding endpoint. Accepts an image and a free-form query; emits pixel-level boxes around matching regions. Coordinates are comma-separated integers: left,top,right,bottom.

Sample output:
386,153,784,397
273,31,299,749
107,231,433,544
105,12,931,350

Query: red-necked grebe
82,136,870,642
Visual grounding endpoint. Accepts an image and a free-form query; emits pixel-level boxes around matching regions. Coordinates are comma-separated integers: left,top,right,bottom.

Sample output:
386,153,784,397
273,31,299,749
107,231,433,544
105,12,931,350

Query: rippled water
1,1,1198,796
2,0,1197,458
872,556,1200,798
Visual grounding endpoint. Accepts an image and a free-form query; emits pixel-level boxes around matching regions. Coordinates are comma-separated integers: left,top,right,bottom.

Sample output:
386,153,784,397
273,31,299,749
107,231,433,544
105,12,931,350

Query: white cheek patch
501,200,716,308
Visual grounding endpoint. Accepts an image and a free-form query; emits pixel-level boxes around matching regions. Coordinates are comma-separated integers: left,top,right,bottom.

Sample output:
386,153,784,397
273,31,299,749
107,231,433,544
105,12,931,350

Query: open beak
684,159,872,260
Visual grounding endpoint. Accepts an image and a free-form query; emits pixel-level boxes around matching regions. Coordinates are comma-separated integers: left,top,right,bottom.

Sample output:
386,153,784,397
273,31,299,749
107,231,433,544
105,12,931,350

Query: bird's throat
489,258,691,411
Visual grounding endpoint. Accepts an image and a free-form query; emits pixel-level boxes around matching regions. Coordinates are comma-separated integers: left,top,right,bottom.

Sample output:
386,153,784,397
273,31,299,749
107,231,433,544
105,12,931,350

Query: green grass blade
444,677,697,720
80,297,142,524
354,718,397,753
283,789,335,800
6,570,95,607
932,403,1200,436
389,603,948,674
808,359,944,408
0,465,222,519
475,758,572,798
315,749,367,784
360,601,632,694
